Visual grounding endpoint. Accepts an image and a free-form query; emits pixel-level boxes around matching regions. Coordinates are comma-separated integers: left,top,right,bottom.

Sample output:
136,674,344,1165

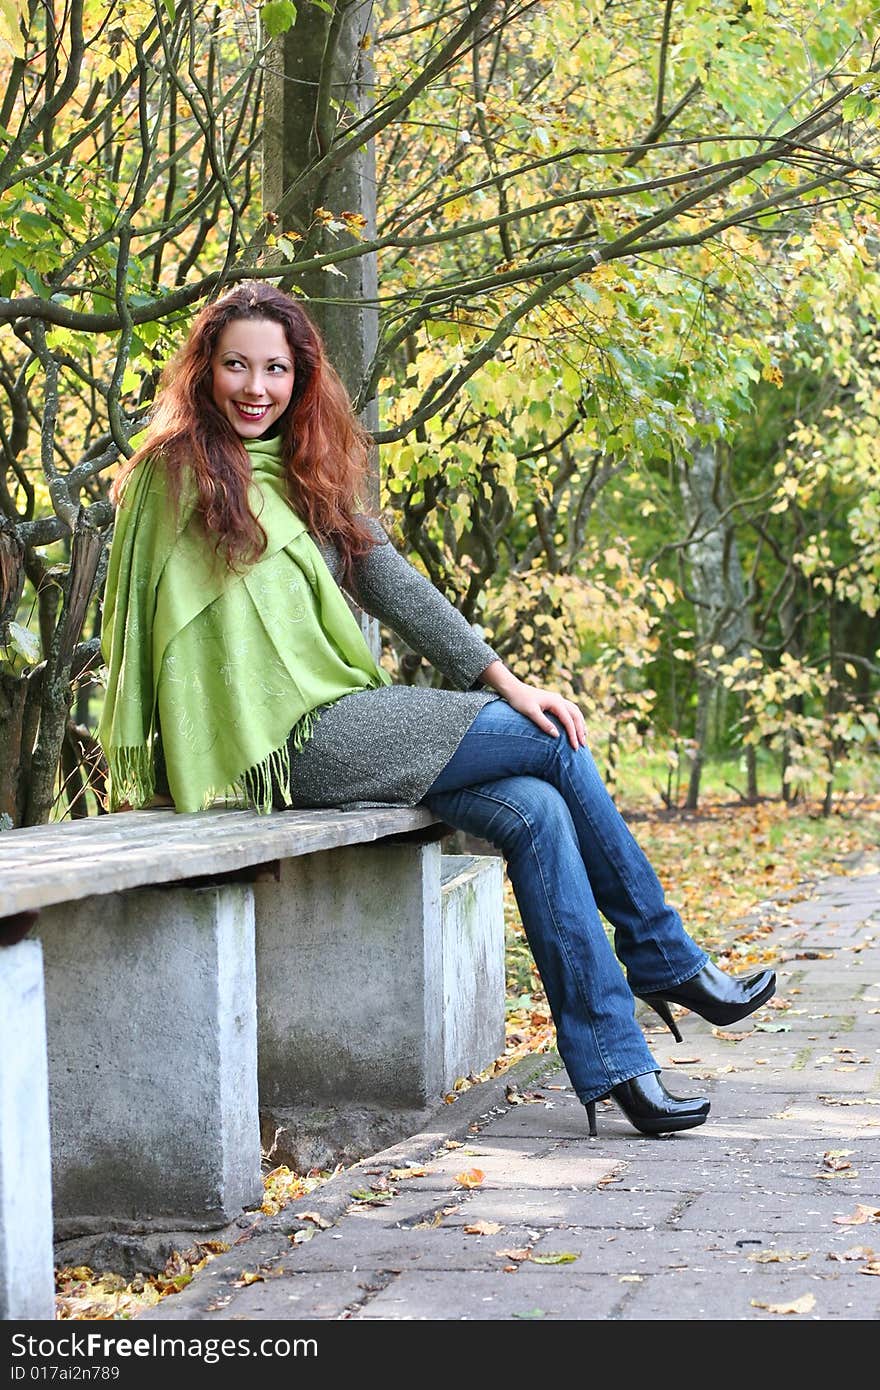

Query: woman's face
211,317,295,438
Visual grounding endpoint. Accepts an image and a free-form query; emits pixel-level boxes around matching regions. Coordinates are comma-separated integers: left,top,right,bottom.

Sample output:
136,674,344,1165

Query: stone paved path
143,862,880,1322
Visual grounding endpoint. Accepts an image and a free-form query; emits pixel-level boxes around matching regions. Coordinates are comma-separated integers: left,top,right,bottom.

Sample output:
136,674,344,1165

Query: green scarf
98,434,390,813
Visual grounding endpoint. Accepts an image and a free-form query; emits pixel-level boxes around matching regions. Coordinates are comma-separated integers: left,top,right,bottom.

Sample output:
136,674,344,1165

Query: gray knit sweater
275,519,501,808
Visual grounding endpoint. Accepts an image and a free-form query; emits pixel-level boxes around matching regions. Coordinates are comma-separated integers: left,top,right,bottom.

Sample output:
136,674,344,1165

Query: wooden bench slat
0,805,439,915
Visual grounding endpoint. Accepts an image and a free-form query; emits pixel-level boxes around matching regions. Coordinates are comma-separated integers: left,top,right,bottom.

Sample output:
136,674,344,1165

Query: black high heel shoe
637,961,776,1043
584,1071,709,1137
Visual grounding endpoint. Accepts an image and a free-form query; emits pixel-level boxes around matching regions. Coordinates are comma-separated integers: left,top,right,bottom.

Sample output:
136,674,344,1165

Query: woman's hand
479,660,587,750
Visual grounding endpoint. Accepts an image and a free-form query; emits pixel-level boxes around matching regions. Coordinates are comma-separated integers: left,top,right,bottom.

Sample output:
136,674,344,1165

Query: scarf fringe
229,704,324,815
107,746,156,812
110,705,327,816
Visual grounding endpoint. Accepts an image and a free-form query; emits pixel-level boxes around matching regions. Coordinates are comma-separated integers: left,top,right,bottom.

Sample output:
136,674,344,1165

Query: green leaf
16,211,52,238
23,268,49,298
261,1,297,37
7,622,41,664
0,0,25,60
511,1308,546,1319
842,92,871,122
47,186,87,226
532,1252,579,1264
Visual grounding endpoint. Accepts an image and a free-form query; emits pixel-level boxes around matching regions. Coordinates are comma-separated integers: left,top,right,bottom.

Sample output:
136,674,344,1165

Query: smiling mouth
233,402,271,419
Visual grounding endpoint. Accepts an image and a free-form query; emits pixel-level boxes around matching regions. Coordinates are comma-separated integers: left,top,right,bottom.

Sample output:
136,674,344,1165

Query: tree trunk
686,670,711,811
678,435,754,809
0,672,27,827
263,2,378,432
263,2,379,656
745,743,759,802
24,509,108,825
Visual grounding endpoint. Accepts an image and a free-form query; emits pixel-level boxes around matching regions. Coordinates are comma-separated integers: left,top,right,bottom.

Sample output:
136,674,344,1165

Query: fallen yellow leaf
294,1210,332,1228
820,1150,854,1171
819,1095,880,1106
749,1250,810,1263
464,1220,502,1236
833,1205,880,1226
750,1293,816,1315
411,1211,445,1230
454,1168,485,1188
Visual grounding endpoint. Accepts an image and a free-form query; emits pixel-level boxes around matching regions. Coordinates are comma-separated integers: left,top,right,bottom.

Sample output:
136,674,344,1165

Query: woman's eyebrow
220,350,293,363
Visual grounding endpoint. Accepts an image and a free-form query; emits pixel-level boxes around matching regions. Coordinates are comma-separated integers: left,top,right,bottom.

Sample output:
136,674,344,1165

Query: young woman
98,282,775,1138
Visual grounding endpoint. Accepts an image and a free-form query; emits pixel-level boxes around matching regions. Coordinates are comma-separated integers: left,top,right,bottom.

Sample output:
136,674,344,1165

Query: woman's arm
477,658,587,751
345,520,501,691
346,522,587,748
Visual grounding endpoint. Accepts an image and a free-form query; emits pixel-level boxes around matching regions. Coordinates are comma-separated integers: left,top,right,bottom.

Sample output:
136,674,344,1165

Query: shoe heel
645,997,683,1043
584,1094,610,1138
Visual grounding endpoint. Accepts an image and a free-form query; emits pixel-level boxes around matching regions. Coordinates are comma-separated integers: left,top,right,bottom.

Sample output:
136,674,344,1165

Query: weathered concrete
38,884,262,1235
0,804,439,914
441,855,506,1087
255,846,505,1125
0,940,55,1320
255,842,445,1110
141,864,880,1322
253,848,506,1170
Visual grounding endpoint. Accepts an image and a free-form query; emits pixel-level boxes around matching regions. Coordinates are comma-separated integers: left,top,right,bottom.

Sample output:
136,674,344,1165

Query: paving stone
440,1188,684,1229
617,1265,880,1320
134,858,880,1323
279,1222,542,1273
351,1267,627,1320
212,1270,381,1320
405,1145,619,1190
674,1190,879,1234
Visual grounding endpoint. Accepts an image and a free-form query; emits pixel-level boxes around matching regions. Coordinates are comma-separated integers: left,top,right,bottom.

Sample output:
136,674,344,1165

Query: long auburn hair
112,282,379,577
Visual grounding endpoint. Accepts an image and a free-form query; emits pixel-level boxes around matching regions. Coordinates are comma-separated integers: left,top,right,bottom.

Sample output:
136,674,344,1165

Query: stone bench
0,805,505,1319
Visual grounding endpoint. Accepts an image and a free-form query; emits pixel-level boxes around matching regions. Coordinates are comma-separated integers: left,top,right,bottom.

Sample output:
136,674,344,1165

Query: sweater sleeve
344,519,500,691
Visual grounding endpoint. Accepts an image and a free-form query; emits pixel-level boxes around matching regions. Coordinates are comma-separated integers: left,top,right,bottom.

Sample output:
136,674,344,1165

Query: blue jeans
422,698,708,1103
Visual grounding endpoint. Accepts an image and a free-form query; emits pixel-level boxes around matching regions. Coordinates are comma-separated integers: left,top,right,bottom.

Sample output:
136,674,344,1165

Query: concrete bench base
441,854,506,1087
33,846,503,1229
39,883,262,1238
1,810,507,1302
257,849,506,1170
0,941,55,1320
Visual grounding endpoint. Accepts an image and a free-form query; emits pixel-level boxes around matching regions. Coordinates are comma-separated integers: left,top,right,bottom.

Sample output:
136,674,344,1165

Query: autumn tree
2,0,878,825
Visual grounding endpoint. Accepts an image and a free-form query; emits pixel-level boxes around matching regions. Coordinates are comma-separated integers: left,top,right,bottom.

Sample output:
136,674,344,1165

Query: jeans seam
455,707,705,991
519,811,619,1094
553,751,705,987
436,781,647,1095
